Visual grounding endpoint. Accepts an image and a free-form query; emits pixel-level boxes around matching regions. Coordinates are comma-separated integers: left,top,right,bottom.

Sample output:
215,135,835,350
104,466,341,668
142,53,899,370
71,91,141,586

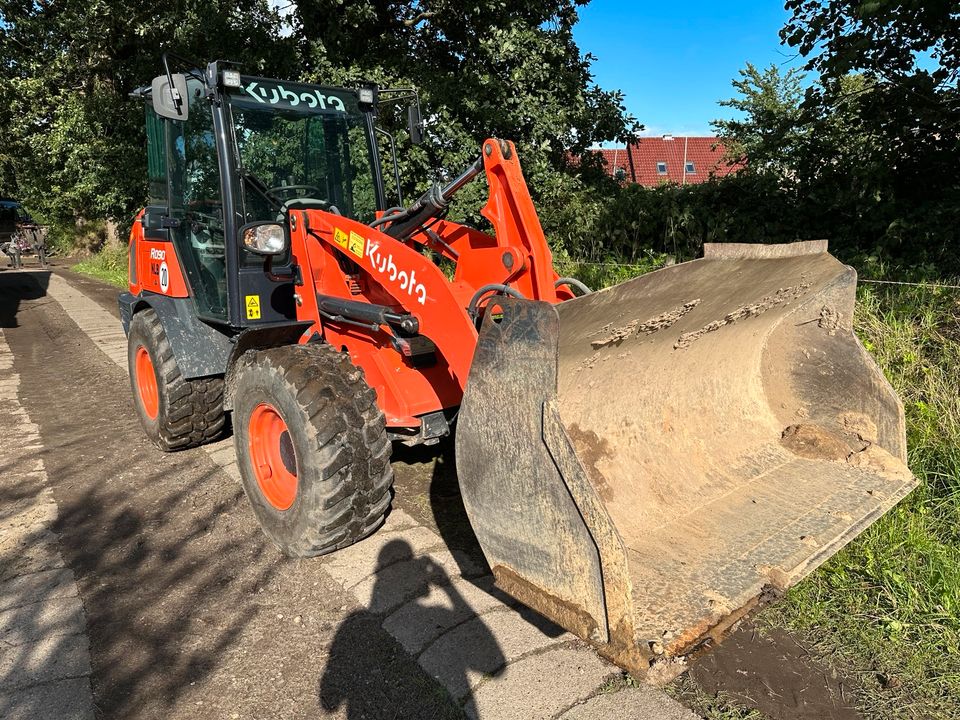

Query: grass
760,280,960,719
72,244,128,288
668,674,770,720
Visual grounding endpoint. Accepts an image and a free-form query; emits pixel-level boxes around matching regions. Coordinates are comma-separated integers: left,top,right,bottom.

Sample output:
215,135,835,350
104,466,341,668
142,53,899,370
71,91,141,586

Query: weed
669,674,770,719
73,245,128,288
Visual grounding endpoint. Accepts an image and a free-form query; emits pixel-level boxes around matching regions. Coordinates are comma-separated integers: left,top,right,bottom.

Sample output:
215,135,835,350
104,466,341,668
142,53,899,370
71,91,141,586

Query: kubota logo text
365,240,427,305
240,82,346,113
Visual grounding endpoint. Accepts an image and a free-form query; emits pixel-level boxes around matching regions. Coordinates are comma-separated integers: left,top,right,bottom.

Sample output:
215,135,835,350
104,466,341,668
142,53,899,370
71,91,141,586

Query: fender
222,321,314,411
119,291,233,380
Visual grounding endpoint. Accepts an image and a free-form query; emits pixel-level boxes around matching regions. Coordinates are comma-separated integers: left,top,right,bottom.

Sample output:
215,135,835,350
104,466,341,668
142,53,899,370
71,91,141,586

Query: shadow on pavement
0,271,51,328
3,270,511,719
319,539,499,719
1,273,287,717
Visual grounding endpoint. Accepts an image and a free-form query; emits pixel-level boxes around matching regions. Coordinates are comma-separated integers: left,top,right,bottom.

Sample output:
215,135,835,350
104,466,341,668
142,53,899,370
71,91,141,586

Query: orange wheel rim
135,346,159,420
248,403,298,510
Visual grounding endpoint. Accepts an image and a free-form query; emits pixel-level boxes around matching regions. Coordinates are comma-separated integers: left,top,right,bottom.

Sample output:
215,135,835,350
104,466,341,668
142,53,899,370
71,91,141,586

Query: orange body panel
287,139,572,428
126,140,574,431
128,211,189,298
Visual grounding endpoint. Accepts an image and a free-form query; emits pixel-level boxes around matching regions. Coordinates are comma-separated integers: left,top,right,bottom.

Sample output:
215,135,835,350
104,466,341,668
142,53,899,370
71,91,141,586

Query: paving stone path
0,327,95,720
41,270,699,719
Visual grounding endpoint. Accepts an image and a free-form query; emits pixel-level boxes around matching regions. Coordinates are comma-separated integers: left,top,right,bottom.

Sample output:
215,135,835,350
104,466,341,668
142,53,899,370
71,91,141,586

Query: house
596,135,741,186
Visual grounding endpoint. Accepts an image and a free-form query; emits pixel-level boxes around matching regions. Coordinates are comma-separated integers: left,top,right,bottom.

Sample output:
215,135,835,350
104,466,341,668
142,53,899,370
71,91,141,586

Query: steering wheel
267,185,325,199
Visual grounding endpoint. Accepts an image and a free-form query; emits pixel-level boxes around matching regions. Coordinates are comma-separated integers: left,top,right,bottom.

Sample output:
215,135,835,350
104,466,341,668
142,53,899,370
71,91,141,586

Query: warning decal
245,294,261,320
334,227,348,249
348,231,365,260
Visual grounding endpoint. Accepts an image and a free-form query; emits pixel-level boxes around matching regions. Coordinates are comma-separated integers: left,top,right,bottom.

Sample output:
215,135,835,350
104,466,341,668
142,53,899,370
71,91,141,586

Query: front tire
127,308,226,451
232,344,393,557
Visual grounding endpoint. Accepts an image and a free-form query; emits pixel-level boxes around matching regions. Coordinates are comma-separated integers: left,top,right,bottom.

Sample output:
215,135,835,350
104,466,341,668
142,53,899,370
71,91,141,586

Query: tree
0,0,634,247
780,0,960,264
712,63,809,175
0,0,298,232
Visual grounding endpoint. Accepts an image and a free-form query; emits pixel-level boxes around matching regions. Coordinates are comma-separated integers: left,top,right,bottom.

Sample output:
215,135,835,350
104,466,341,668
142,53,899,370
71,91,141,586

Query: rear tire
127,308,226,451
232,344,394,557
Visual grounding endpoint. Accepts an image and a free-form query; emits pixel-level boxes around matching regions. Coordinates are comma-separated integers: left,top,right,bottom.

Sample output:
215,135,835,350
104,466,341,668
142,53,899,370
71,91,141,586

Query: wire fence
559,258,960,292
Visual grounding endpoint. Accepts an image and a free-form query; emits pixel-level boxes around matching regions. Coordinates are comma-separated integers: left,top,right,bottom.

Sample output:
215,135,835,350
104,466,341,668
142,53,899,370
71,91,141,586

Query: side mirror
240,221,287,256
408,103,423,145
151,73,189,120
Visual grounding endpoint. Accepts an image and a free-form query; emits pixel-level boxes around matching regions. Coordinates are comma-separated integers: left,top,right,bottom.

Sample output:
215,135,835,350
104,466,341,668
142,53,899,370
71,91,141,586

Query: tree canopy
0,0,634,240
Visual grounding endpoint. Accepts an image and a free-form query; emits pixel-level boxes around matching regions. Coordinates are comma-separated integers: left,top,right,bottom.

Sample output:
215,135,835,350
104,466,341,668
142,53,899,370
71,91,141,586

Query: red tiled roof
596,136,742,186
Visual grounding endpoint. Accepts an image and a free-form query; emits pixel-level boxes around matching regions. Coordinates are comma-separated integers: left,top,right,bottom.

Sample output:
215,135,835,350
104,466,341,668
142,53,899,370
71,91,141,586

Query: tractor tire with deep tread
232,343,394,557
127,308,226,451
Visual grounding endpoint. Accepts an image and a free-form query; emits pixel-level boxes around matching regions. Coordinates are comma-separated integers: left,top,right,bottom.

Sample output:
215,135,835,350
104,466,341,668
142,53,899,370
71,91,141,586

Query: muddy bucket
455,241,916,678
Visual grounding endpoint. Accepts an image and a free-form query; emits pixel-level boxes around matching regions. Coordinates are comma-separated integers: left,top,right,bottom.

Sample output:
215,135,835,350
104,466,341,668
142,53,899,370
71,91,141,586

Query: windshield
227,78,379,224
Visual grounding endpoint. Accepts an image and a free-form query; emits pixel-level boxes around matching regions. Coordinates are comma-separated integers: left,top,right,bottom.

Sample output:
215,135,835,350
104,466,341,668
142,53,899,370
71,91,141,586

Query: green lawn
763,280,960,719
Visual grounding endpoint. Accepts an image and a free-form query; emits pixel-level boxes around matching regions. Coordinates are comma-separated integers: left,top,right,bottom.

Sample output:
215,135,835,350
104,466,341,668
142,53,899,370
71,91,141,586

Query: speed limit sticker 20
158,261,169,293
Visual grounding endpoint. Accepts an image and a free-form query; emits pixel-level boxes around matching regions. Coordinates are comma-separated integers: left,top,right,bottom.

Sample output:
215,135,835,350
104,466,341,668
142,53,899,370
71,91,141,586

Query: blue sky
573,1,803,137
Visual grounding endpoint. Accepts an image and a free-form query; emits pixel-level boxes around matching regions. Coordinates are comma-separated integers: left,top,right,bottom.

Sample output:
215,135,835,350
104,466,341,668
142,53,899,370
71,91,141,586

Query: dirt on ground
1,266,462,719
683,619,862,720
0,260,877,719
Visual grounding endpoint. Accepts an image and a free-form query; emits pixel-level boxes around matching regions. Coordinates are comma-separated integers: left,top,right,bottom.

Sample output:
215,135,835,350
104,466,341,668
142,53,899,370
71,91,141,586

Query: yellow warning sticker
348,231,365,260
333,227,348,249
245,294,261,320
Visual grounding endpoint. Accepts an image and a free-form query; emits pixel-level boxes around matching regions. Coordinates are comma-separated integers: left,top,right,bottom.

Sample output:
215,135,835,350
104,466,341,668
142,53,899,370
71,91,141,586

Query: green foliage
713,63,808,175
72,244,129,288
0,0,634,240
778,1,960,268
765,279,960,719
579,48,960,273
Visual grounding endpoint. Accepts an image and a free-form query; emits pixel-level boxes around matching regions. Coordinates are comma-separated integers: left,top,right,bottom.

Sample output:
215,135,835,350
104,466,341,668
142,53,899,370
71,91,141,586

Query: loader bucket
456,241,916,678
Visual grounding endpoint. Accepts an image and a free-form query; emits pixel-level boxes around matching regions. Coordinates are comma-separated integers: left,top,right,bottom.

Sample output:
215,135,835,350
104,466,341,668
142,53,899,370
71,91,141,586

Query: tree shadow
1,278,286,718
1,271,556,719
0,271,51,328
319,539,502,719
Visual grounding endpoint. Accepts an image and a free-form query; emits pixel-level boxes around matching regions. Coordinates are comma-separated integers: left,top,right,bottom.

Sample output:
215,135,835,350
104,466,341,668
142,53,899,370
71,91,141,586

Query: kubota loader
120,58,917,677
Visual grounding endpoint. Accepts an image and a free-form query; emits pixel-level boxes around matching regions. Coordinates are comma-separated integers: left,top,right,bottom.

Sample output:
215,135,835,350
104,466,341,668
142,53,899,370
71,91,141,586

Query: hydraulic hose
368,207,405,228
381,157,484,241
467,284,525,319
554,277,593,296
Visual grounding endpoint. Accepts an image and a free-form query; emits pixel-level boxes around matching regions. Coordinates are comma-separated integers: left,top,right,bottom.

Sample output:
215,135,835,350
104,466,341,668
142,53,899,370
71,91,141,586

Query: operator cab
138,60,390,328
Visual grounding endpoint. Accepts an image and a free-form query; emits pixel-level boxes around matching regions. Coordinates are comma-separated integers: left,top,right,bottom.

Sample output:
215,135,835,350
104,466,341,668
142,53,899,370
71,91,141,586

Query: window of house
685,162,696,174
656,162,667,174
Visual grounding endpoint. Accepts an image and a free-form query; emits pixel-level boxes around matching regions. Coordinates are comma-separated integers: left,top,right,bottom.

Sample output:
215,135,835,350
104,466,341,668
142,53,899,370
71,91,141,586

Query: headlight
223,69,242,88
241,222,287,255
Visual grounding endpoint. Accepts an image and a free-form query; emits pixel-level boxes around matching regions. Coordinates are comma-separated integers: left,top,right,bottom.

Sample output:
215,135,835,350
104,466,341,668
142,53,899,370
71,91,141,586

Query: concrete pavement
9,268,700,720
0,327,95,720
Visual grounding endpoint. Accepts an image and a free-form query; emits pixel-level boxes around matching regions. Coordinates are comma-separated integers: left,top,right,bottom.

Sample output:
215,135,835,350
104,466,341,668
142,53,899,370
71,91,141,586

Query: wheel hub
248,403,298,511
134,346,159,420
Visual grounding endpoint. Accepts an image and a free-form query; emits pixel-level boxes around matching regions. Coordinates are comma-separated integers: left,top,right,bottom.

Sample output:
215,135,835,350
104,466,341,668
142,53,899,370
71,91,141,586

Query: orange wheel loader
120,58,917,677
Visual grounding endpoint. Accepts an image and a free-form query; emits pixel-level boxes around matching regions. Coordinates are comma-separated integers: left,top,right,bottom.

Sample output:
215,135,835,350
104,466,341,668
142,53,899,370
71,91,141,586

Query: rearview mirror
151,73,189,120
408,103,423,145
240,222,287,256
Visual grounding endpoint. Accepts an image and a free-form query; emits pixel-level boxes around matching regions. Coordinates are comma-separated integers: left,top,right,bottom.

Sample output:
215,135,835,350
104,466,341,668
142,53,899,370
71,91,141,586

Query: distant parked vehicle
0,199,47,268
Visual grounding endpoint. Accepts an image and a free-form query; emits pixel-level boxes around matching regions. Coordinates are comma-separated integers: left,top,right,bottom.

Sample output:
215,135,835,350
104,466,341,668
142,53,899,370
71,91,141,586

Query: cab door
167,78,229,322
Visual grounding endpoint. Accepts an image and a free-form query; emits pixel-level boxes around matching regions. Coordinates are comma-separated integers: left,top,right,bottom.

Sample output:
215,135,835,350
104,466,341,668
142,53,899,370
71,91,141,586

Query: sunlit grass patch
765,280,960,719
73,245,128,288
